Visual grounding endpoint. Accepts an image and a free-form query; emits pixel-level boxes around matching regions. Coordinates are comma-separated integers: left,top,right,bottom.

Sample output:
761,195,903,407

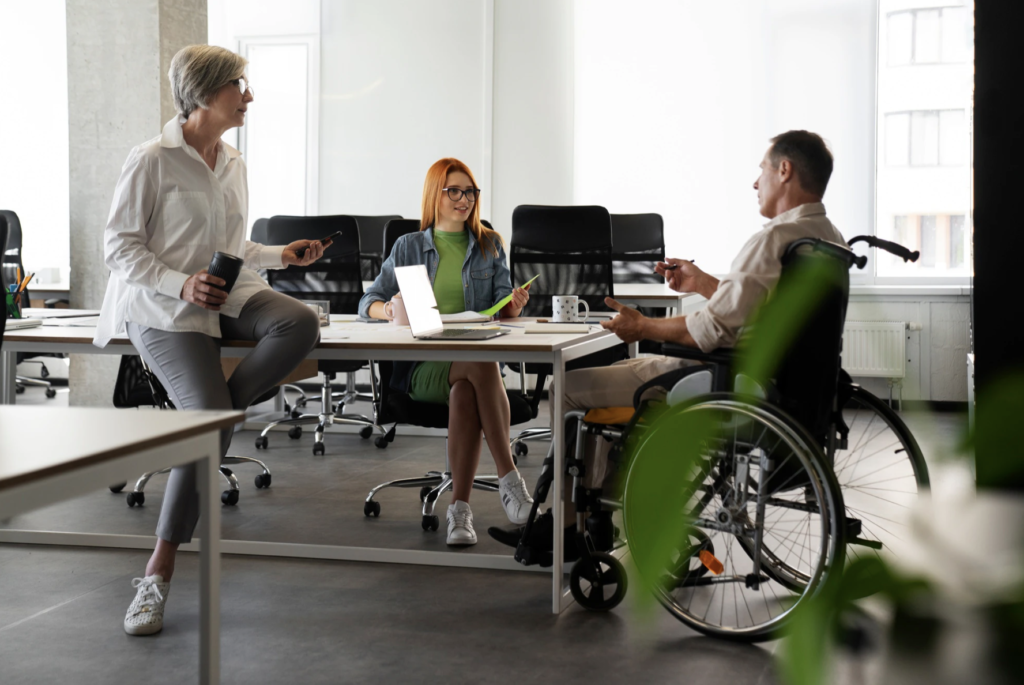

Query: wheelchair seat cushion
583,407,635,425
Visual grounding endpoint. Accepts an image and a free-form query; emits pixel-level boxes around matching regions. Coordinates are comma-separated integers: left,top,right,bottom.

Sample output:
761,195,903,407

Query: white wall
0,0,69,284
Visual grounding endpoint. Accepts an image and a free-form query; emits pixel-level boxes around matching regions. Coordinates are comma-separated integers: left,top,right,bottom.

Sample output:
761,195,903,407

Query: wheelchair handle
848,235,920,264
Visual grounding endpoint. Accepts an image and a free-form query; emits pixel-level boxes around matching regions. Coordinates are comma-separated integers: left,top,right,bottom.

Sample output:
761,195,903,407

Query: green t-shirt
432,228,469,314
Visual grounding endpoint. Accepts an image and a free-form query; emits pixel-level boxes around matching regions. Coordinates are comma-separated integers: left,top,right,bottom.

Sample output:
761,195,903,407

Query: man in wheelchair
489,130,847,561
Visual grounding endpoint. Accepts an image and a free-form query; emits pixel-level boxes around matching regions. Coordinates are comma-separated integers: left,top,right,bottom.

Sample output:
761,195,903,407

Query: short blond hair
169,45,247,118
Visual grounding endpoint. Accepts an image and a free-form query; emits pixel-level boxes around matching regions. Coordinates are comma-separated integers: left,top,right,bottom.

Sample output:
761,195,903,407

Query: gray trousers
127,289,321,544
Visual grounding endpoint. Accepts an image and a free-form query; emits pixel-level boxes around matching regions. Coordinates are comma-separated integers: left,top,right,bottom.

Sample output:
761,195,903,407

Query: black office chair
611,212,668,352
1,209,60,398
506,205,628,456
1,214,8,344
256,214,386,455
351,214,403,281
362,218,534,528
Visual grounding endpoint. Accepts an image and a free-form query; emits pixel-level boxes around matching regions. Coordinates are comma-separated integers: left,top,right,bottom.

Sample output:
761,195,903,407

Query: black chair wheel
419,486,434,502
313,442,326,456
569,552,628,612
374,436,389,449
126,491,145,508
514,442,529,457
288,426,302,439
254,473,272,489
222,489,239,506
109,482,127,493
364,500,381,517
15,385,25,394
422,515,439,532
45,388,57,399
290,409,303,419
255,435,269,449
359,426,374,439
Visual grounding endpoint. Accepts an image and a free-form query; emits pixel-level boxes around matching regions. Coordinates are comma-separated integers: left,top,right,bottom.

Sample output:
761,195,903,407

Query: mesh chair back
611,213,665,284
250,218,270,244
0,209,28,304
759,239,854,444
510,205,614,317
351,215,402,281
113,356,173,409
0,214,7,342
266,215,363,315
382,219,422,261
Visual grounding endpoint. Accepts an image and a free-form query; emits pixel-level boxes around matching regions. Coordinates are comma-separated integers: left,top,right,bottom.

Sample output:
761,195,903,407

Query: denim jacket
358,227,513,393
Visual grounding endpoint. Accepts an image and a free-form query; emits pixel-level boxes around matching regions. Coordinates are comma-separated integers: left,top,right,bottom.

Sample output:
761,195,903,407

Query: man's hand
600,297,649,343
282,239,327,267
655,258,719,298
181,269,228,311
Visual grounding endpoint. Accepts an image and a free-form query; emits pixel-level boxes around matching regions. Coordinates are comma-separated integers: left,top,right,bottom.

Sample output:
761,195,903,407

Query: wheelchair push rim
622,396,845,641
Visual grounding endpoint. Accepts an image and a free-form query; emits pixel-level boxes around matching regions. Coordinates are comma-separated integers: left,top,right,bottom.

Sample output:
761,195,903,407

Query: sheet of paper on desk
41,315,101,326
440,311,491,323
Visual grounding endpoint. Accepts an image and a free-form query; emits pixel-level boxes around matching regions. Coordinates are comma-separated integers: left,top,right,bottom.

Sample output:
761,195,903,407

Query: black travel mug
207,251,244,294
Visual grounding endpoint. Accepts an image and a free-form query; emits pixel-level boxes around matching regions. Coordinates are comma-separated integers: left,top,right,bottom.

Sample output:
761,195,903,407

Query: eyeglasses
442,187,480,202
229,77,254,97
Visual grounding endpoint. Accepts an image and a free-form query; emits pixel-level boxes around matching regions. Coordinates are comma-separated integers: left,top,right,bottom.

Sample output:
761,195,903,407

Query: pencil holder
5,291,22,319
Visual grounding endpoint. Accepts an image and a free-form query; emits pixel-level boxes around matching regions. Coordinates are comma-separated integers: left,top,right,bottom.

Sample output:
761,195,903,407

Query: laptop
394,265,509,341
5,318,42,330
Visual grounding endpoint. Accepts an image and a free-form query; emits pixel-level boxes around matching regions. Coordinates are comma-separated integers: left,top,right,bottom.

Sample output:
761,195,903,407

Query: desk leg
551,350,564,614
197,433,221,685
2,350,16,405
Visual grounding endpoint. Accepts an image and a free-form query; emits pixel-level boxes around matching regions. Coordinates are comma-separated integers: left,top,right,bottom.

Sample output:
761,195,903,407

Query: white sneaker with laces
499,470,534,525
124,575,170,636
447,500,477,546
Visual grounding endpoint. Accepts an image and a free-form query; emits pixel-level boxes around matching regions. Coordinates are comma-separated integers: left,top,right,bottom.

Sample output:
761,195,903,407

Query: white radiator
842,321,907,378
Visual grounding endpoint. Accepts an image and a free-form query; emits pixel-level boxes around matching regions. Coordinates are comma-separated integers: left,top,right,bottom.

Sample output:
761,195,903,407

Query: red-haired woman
359,158,533,545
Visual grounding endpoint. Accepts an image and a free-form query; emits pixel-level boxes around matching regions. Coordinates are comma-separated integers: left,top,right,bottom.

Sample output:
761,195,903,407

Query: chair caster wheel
569,552,627,612
374,436,389,449
15,385,25,394
419,486,434,502
255,473,272,489
109,482,127,493
364,500,381,517
290,409,303,419
255,435,268,449
313,442,326,456
45,388,57,399
422,515,439,532
514,442,528,457
222,490,239,506
126,492,145,507
359,426,373,439
288,426,302,439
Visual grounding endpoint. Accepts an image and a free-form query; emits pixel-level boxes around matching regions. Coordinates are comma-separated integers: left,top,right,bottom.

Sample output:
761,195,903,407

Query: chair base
119,455,271,508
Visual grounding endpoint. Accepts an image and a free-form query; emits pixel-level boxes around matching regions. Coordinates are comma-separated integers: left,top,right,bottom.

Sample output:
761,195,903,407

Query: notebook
5,318,42,330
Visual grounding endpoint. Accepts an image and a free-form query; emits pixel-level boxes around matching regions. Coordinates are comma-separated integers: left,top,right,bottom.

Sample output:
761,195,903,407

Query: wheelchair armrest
660,343,735,366
632,364,714,410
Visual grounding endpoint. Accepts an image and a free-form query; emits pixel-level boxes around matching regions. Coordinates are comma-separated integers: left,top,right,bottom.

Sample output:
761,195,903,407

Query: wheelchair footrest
849,537,884,550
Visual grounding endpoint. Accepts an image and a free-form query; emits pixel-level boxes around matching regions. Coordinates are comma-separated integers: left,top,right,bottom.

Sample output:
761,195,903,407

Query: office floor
0,385,968,685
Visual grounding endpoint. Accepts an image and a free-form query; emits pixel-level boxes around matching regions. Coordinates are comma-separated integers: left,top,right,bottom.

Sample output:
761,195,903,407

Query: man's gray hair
168,45,247,118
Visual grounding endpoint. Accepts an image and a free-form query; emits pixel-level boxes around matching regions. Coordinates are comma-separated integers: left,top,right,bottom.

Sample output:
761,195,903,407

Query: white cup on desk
551,295,590,323
383,293,410,326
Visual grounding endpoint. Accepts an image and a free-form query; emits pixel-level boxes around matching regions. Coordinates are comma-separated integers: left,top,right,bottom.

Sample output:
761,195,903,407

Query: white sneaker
447,501,477,546
499,470,534,525
124,575,170,636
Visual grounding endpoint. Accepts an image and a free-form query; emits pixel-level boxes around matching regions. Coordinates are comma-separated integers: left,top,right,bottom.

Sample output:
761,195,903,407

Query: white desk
2,315,624,613
0,406,242,685
613,283,705,315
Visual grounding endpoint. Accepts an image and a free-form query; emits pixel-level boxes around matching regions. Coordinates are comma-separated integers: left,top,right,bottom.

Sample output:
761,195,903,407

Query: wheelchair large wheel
622,395,845,642
833,384,928,564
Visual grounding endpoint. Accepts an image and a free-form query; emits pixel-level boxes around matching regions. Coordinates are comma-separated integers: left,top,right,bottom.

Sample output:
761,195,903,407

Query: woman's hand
501,282,531,318
181,269,228,311
282,239,327,267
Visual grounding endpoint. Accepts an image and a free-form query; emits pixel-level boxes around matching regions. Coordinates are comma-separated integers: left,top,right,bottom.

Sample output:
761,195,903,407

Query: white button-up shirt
687,202,847,351
94,117,286,347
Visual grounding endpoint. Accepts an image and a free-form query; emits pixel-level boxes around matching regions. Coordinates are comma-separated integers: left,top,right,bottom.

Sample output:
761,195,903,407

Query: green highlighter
478,275,540,317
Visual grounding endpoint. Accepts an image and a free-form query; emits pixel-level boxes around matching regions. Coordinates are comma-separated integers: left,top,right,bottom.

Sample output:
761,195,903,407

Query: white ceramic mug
384,293,409,325
551,295,590,323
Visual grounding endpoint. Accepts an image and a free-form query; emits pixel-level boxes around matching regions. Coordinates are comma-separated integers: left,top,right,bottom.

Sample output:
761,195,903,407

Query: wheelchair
512,235,929,642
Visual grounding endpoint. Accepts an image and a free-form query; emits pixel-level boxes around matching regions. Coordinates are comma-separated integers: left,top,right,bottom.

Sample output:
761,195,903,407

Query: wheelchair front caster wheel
126,492,145,508
109,482,127,493
288,426,302,439
374,436,389,449
570,552,627,612
514,442,528,457
364,501,381,517
313,442,325,456
222,490,239,506
255,435,268,449
45,388,57,399
359,426,373,439
254,473,272,489
422,515,439,532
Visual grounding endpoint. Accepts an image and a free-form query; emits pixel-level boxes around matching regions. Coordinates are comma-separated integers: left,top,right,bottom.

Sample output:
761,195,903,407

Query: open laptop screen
394,265,443,336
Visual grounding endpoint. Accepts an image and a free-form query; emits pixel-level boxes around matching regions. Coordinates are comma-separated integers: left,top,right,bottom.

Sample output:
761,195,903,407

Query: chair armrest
660,343,735,365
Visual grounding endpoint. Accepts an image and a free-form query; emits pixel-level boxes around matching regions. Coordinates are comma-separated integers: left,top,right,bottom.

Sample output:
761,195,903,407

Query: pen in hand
661,260,695,271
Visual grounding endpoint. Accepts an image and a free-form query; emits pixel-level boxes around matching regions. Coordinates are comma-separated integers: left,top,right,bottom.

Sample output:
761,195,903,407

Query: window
885,109,966,167
887,6,971,66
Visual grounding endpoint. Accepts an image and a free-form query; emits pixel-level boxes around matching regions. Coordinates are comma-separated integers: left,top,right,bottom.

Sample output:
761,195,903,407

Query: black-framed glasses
229,77,253,97
442,187,480,202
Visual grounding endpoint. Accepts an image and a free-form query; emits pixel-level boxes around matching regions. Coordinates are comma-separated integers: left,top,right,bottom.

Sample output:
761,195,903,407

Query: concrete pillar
66,0,206,406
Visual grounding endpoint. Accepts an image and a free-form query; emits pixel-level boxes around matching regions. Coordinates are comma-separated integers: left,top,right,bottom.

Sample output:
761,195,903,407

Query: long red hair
420,158,502,257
